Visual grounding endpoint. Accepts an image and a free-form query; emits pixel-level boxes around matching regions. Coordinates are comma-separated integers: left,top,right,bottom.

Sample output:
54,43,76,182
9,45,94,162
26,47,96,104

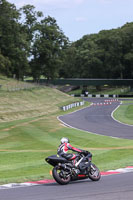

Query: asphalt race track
59,98,133,139
1,173,133,200
0,98,133,200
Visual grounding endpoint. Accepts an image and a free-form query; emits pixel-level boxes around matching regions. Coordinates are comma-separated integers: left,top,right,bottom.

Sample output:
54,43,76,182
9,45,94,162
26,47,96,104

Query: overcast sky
8,0,133,42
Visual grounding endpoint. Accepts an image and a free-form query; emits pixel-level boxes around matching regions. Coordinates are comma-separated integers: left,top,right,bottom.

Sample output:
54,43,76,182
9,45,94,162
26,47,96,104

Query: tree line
61,23,133,79
0,0,133,81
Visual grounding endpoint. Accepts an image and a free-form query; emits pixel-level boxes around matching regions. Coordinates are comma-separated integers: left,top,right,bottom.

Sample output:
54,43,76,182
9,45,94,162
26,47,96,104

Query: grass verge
113,100,133,125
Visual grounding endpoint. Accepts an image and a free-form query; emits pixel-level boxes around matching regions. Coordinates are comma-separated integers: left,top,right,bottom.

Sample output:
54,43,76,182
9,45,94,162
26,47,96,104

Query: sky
8,0,133,42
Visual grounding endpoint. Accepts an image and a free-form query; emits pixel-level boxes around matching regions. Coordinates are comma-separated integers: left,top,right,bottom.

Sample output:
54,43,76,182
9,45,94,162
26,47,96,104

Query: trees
0,0,133,80
61,23,133,79
121,23,133,79
0,0,19,77
20,4,43,43
59,44,78,78
31,16,68,81
0,0,30,79
0,52,11,75
0,1,68,80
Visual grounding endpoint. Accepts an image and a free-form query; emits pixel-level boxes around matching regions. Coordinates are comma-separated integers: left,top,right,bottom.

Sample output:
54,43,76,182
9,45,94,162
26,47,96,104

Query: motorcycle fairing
45,155,70,167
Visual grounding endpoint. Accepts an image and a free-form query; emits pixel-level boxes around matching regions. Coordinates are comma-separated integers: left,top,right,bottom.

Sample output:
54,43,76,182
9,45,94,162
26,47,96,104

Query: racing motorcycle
45,151,101,185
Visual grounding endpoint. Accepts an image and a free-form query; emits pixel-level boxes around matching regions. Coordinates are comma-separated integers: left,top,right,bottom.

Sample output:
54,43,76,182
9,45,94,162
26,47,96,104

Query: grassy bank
0,79,133,184
0,84,89,184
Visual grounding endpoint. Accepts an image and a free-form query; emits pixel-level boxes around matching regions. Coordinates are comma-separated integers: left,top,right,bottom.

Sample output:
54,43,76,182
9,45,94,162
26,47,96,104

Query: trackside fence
71,94,133,98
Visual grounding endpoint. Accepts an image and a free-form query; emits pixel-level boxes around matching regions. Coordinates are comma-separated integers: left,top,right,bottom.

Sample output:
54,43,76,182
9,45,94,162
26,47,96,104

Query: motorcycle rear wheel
52,166,71,185
88,163,101,181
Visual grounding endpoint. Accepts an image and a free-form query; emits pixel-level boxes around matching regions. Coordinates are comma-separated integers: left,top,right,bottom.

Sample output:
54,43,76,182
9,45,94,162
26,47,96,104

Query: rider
57,137,88,164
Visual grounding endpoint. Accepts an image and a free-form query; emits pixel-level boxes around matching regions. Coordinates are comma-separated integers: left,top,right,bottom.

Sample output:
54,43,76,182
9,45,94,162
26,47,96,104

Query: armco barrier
62,101,84,111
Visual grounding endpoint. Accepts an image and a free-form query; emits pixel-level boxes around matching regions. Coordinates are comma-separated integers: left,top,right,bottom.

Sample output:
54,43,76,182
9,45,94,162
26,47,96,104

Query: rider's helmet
61,137,69,144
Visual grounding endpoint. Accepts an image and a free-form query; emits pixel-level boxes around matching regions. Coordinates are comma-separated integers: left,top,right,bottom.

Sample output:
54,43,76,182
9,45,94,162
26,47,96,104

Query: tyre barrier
91,99,120,106
62,101,85,111
104,99,119,102
92,102,112,106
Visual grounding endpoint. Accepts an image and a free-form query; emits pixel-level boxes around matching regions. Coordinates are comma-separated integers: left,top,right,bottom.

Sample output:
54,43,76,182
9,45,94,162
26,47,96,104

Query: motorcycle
45,151,101,185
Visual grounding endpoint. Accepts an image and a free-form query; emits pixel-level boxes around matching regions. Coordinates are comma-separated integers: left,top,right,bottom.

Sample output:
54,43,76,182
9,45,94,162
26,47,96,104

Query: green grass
0,76,133,184
113,100,133,125
1,123,133,184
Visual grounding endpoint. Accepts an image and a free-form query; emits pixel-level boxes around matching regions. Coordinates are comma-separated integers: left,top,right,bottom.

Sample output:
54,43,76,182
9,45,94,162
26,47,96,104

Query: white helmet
61,137,69,144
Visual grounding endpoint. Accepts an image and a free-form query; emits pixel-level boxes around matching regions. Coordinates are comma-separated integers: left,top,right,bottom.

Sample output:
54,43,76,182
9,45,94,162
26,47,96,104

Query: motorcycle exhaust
59,163,71,172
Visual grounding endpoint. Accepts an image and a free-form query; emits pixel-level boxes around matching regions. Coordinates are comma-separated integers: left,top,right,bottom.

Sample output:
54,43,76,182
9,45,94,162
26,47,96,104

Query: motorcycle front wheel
88,163,101,181
52,166,71,185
